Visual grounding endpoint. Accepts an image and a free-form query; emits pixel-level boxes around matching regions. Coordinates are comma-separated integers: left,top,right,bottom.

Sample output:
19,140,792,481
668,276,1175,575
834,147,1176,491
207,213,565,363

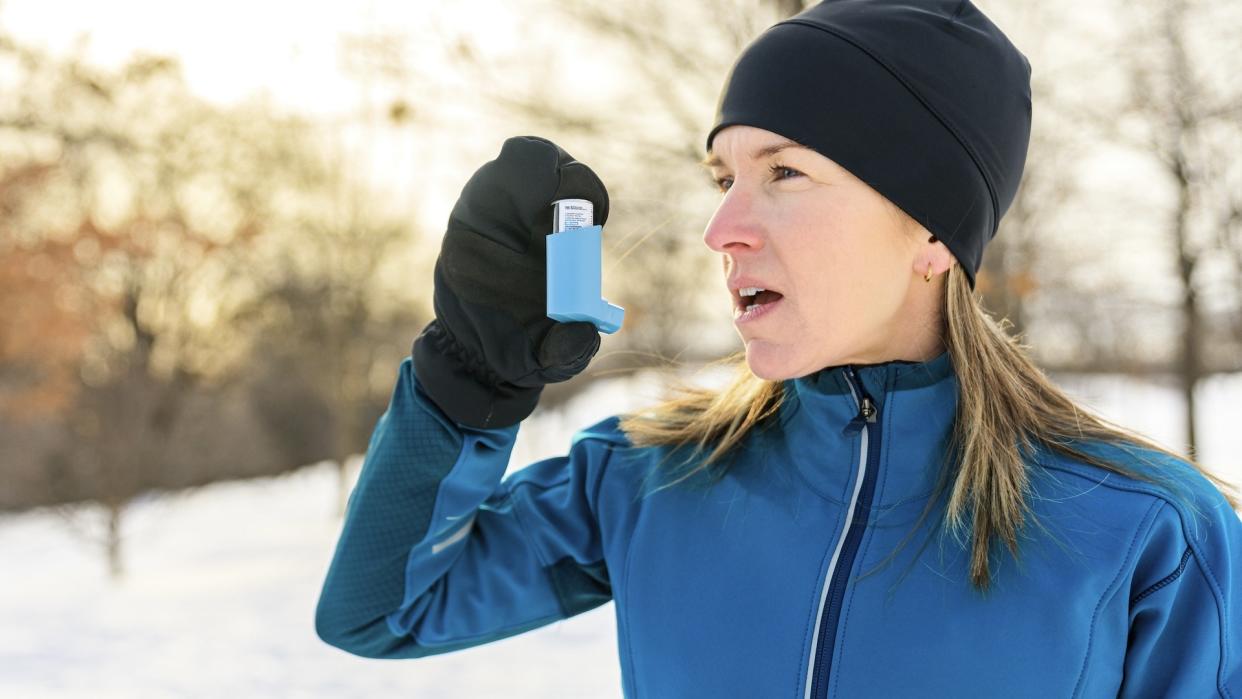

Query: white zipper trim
803,379,867,699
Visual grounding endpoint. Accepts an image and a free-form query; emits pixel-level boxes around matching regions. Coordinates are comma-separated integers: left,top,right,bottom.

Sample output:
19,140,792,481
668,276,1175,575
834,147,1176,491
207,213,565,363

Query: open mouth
734,287,785,322
735,287,785,312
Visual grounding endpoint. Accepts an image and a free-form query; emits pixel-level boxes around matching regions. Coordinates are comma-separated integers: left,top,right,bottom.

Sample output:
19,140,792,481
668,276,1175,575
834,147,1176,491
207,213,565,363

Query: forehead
702,126,807,169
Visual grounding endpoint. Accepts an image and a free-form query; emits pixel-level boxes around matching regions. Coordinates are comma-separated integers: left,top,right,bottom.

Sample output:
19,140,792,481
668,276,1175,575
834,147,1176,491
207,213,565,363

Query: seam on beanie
779,18,1000,230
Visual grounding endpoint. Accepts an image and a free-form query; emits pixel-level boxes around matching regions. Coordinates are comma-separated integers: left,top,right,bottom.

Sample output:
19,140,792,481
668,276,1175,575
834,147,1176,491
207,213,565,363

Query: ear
915,234,957,277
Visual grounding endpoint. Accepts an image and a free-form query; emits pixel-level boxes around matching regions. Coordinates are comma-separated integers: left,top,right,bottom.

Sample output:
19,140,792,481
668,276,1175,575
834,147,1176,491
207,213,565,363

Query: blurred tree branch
0,33,423,573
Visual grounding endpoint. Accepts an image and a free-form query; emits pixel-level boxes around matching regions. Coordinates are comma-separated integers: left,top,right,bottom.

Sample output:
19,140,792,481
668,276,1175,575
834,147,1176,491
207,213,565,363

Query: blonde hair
616,259,1240,594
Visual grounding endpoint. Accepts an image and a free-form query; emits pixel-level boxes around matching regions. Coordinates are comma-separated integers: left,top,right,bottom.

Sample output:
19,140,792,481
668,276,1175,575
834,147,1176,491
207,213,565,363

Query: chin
743,344,803,381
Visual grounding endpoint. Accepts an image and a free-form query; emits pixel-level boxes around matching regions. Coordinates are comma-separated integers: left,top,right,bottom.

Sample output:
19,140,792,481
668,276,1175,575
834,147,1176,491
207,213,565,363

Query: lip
727,277,779,294
734,295,784,324
727,277,783,312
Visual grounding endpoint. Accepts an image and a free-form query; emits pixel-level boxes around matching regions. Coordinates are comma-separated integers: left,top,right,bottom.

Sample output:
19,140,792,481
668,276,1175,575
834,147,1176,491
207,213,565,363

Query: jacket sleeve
1120,484,1242,698
314,357,621,659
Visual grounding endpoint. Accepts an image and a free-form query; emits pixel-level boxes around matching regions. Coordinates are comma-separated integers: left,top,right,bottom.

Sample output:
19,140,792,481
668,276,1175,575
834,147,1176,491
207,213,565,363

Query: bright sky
0,0,610,235
0,0,527,114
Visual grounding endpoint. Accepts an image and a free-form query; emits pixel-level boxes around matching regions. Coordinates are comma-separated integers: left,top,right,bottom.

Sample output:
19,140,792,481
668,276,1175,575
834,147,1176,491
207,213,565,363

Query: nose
702,186,766,254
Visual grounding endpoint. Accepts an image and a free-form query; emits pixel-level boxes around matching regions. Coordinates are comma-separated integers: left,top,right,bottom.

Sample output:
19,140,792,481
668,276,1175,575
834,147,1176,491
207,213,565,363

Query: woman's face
703,125,954,380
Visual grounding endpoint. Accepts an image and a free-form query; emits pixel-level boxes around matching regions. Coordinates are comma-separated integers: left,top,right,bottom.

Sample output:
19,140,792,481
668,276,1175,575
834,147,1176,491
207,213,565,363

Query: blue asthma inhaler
546,198,625,334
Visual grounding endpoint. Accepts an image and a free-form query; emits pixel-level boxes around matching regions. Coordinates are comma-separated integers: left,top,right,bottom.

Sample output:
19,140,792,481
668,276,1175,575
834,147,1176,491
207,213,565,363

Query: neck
828,281,948,368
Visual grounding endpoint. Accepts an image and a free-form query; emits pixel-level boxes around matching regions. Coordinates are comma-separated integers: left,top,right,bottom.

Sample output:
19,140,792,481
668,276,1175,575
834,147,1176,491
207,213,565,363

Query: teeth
739,286,765,298
733,302,760,320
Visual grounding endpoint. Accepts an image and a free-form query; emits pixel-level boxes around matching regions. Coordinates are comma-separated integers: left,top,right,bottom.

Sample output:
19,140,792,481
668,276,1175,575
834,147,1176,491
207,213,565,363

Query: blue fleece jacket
315,351,1242,698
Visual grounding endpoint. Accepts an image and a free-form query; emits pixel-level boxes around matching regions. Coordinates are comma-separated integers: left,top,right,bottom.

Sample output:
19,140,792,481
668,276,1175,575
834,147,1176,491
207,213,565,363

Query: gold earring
924,262,933,283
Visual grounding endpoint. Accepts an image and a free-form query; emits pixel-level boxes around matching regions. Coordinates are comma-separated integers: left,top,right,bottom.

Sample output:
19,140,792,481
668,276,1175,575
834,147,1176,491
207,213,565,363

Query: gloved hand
411,136,609,429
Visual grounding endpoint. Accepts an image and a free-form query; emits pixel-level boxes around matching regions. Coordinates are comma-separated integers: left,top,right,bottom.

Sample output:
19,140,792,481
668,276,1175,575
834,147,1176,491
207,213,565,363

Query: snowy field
1,368,1239,698
0,461,624,699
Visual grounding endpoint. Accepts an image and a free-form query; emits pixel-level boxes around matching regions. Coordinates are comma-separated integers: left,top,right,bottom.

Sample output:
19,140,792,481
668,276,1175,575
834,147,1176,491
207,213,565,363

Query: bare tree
245,189,425,516
0,38,405,575
1077,0,1242,456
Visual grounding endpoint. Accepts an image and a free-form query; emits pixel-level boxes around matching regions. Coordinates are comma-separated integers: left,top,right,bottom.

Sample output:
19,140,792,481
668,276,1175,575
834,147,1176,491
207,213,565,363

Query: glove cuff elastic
411,321,543,429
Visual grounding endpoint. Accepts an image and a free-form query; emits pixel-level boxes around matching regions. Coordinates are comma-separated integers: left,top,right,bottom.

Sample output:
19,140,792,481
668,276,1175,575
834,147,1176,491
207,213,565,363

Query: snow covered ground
1,367,1239,698
0,461,625,699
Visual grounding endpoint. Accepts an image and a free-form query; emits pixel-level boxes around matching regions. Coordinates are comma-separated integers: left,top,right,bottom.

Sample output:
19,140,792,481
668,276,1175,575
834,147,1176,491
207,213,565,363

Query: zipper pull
861,396,877,423
842,396,876,436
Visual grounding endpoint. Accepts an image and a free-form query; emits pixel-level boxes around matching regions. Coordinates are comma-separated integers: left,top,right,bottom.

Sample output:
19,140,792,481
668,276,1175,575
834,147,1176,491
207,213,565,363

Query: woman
316,1,1242,697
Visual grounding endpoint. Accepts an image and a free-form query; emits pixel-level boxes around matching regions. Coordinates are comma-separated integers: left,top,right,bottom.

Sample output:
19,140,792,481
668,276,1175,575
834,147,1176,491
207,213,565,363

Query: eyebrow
699,139,804,170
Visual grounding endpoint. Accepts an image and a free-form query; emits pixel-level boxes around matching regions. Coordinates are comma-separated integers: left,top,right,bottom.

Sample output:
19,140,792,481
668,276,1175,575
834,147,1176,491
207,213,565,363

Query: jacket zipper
804,366,880,699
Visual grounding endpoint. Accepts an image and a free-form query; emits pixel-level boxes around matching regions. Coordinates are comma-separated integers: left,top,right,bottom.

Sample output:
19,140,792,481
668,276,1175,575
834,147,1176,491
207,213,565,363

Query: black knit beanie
706,0,1032,289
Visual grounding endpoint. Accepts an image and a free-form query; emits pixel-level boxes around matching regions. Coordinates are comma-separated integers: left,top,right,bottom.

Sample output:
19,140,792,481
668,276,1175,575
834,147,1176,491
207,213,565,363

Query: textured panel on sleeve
317,360,468,640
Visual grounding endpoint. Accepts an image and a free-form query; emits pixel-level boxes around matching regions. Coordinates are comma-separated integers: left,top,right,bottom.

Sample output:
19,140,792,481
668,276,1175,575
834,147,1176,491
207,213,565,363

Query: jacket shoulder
569,414,634,450
1035,440,1236,538
1034,440,1241,590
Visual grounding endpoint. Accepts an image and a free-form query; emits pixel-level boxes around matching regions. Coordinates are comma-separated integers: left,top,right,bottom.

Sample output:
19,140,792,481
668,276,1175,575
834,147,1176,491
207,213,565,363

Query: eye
712,164,804,193
768,163,804,181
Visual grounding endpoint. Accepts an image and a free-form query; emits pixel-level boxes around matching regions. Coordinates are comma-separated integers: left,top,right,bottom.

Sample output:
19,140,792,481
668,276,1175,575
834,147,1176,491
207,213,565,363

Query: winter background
2,369,1241,698
3,0,1241,697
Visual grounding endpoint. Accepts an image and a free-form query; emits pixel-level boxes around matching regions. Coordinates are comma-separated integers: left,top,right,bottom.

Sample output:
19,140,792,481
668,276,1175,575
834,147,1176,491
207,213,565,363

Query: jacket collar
776,349,958,508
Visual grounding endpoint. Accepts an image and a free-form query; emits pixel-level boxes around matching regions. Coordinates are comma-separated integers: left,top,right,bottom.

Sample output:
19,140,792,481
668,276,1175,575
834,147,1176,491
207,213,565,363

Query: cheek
785,205,870,289
783,207,903,322
781,243,868,338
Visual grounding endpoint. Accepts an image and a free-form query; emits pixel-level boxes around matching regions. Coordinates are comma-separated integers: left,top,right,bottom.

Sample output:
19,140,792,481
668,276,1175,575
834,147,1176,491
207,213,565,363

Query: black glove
412,136,609,429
